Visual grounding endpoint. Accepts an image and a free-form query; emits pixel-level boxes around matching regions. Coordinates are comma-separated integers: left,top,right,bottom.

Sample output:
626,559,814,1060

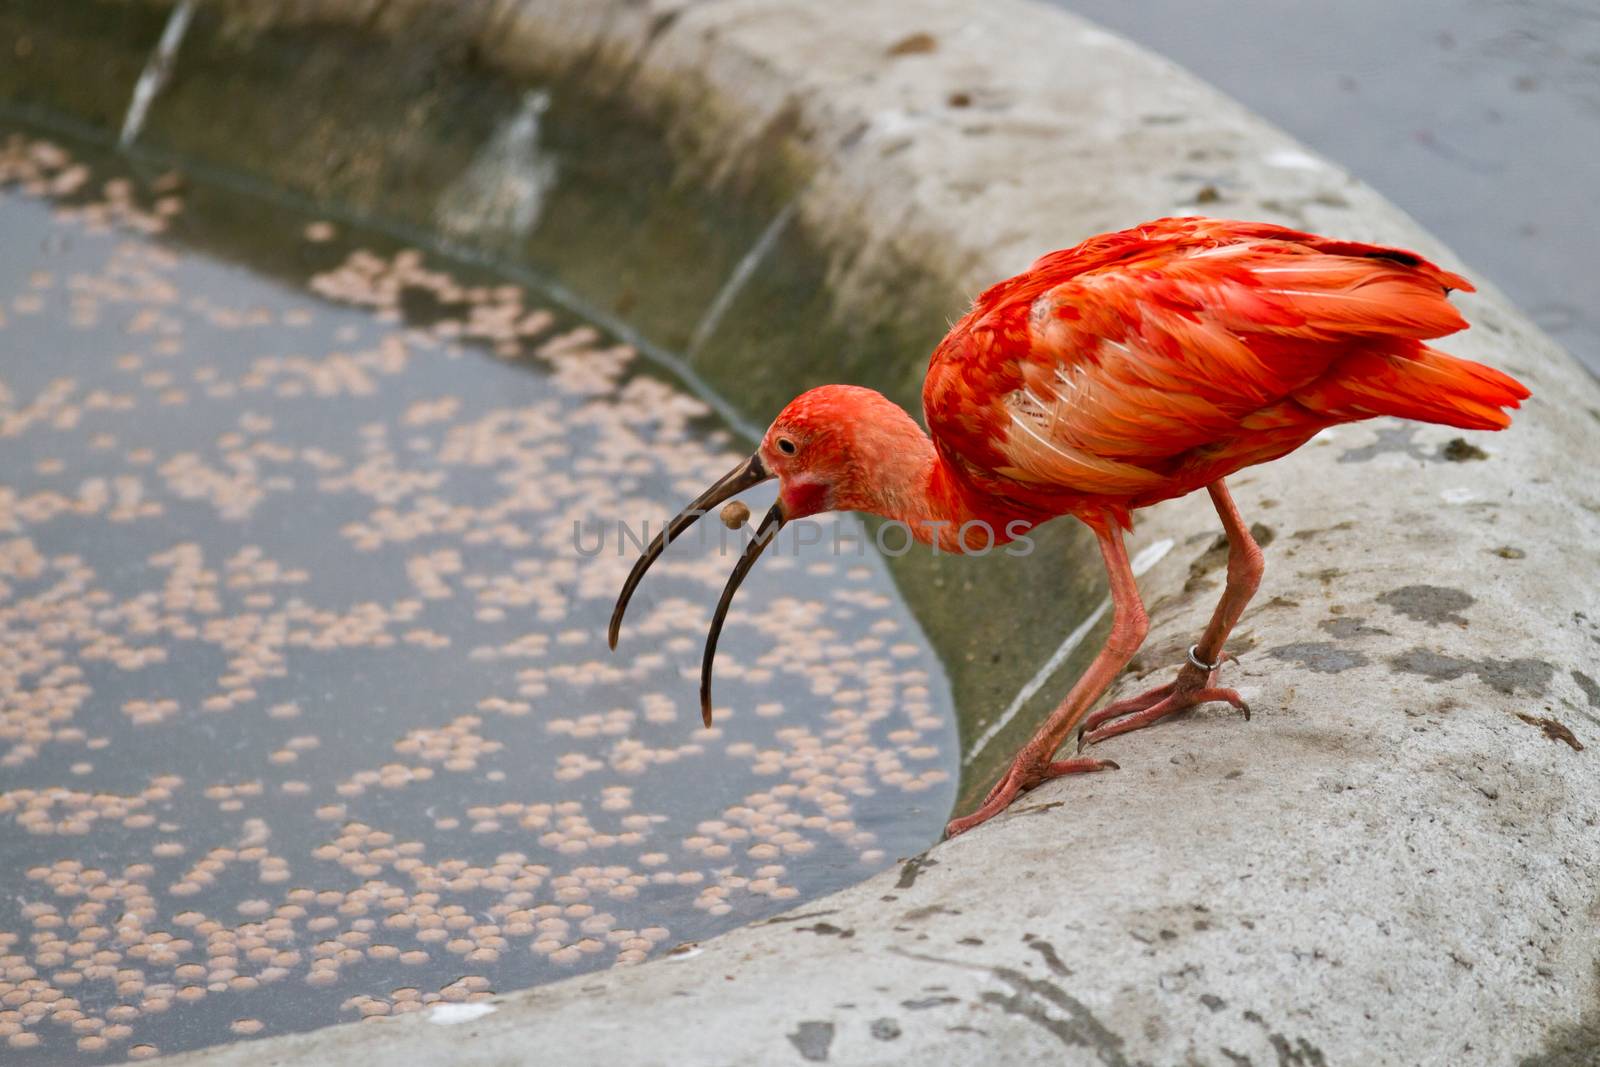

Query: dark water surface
0,133,957,1062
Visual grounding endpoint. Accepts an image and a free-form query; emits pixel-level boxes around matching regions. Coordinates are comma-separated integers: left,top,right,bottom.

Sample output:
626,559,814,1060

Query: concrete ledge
124,0,1600,1063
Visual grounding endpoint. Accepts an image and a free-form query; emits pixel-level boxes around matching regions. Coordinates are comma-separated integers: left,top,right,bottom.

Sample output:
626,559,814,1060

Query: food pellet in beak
718,501,750,530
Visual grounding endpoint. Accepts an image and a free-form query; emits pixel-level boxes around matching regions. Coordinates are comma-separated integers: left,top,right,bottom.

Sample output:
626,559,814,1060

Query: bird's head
608,385,928,725
759,384,930,520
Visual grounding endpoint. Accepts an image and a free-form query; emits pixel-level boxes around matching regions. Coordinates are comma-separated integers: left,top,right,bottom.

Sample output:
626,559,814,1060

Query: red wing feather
923,217,1523,502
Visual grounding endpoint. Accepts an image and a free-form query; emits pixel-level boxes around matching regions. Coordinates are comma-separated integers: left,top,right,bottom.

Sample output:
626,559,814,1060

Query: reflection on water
435,90,557,249
0,134,957,1062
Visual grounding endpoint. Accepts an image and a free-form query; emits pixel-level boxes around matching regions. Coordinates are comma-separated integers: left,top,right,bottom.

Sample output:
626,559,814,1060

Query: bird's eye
776,437,798,456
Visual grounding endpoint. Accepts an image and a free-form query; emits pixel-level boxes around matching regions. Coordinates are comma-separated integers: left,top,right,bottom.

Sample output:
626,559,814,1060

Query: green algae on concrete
0,1,170,130
137,5,791,363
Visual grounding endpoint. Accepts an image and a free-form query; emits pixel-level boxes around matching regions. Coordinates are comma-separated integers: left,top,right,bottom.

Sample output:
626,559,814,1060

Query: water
0,132,958,1062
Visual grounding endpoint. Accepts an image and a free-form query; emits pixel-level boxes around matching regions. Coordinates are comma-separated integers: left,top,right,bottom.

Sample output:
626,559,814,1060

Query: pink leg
945,519,1147,837
1080,480,1260,747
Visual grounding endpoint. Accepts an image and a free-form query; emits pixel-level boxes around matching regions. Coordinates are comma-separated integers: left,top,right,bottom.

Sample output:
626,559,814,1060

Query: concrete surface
112,0,1600,1064
1058,0,1600,380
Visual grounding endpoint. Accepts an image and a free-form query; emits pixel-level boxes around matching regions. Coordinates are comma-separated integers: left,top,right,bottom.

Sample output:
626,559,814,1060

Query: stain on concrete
797,922,856,939
1256,196,1311,227
1242,1010,1330,1066
886,32,938,57
1268,642,1370,673
1016,799,1067,817
869,1018,902,1041
896,853,938,890
755,910,841,928
1318,616,1392,640
787,1020,836,1062
1337,423,1434,464
1291,520,1355,542
901,995,960,1011
640,8,681,47
1378,585,1476,627
1269,1032,1331,1066
1301,566,1345,585
1440,437,1489,461
1023,934,1073,977
1573,670,1600,709
1390,648,1556,696
1518,962,1600,1067
1515,713,1585,751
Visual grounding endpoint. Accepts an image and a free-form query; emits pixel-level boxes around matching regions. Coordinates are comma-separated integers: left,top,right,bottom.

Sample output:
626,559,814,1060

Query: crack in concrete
1023,933,1073,977
1317,616,1392,640
979,967,1133,1067
753,909,840,927
891,947,1131,1065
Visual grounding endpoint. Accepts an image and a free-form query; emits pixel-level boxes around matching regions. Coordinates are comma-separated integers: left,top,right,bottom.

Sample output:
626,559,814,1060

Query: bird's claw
1077,678,1250,750
945,755,1118,838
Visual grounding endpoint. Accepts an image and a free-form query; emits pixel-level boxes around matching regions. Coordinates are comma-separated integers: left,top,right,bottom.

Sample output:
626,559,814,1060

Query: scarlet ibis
609,217,1529,837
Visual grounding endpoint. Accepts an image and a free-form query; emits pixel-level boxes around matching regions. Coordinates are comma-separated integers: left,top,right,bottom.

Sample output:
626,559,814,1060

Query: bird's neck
850,428,1017,553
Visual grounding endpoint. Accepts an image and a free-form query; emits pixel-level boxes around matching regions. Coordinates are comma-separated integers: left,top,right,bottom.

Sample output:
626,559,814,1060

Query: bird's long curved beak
700,502,784,726
608,452,775,677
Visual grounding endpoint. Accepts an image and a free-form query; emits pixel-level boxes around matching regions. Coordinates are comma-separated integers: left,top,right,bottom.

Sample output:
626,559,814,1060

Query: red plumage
610,216,1529,837
923,217,1527,528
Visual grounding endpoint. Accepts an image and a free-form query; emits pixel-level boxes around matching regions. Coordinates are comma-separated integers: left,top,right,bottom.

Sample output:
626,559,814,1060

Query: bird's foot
944,754,1118,838
1078,659,1249,749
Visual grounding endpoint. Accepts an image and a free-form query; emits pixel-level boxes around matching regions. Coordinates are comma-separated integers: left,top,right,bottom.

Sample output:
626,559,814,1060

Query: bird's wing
924,218,1474,496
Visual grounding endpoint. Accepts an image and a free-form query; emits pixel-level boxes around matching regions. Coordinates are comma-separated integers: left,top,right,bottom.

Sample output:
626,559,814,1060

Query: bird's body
921,216,1518,535
609,217,1529,837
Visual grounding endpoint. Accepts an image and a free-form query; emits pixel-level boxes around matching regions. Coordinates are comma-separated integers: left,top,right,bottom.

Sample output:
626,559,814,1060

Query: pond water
0,132,958,1062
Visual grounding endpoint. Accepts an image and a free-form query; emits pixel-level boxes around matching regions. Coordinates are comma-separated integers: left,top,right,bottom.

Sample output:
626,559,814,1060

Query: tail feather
1294,343,1530,431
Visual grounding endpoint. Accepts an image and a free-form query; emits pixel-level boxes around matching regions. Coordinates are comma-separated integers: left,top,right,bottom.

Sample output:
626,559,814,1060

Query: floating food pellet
719,501,750,529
